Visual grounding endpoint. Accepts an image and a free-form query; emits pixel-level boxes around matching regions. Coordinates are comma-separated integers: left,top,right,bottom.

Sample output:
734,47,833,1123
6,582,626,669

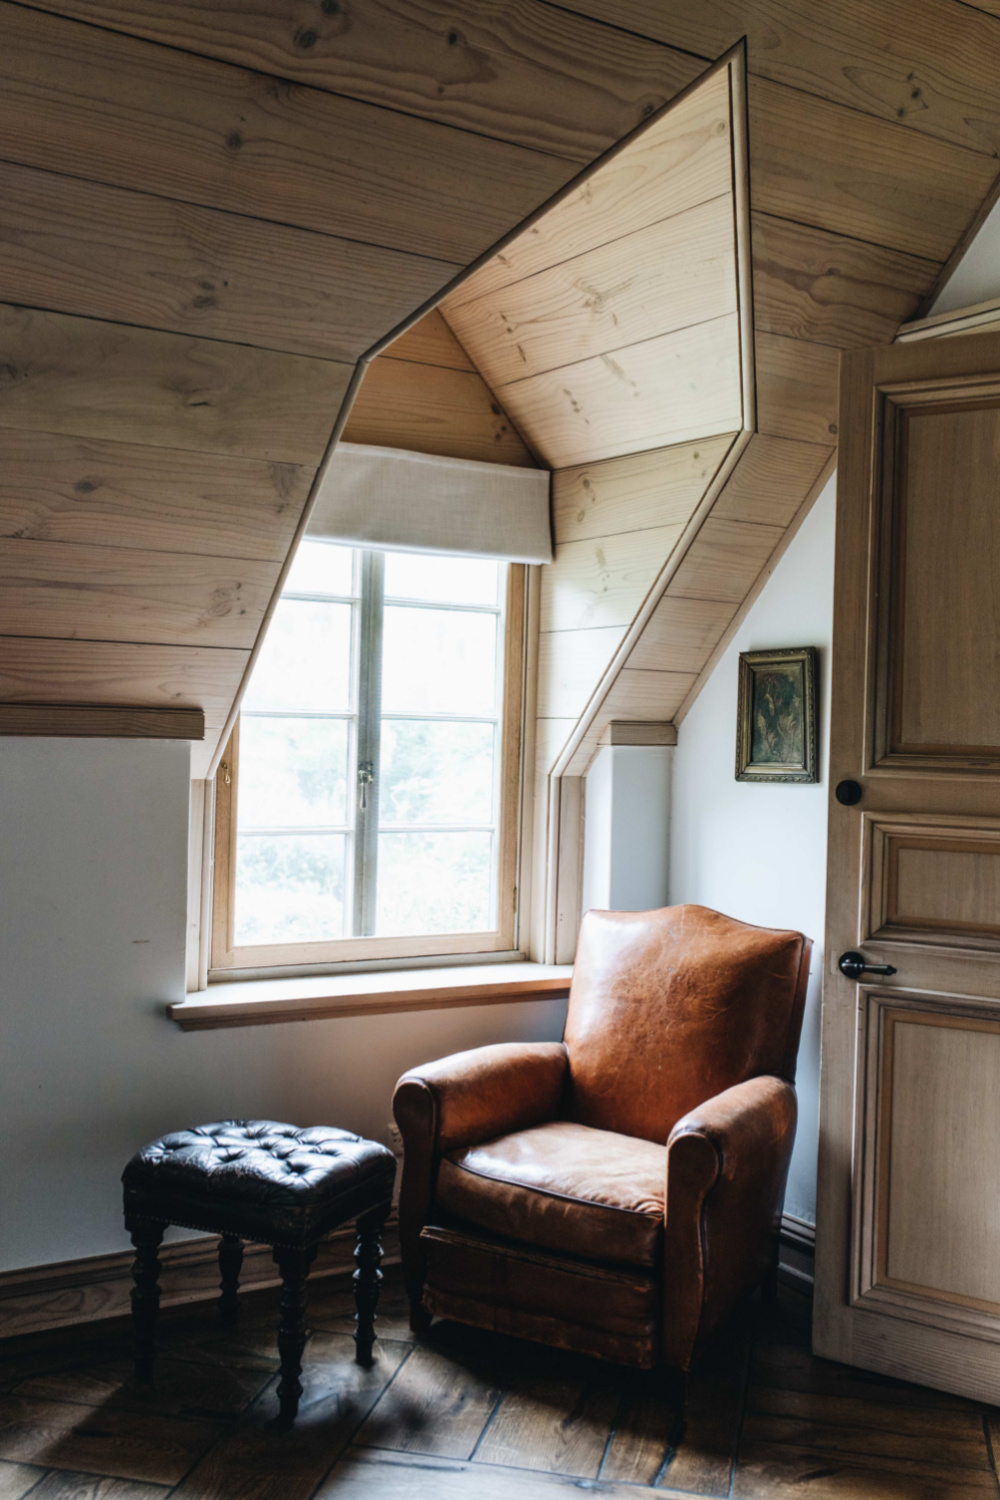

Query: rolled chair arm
661,1075,797,1370
393,1042,569,1307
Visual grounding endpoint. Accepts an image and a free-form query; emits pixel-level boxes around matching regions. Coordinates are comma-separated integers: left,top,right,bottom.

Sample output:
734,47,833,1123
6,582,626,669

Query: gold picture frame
736,646,818,784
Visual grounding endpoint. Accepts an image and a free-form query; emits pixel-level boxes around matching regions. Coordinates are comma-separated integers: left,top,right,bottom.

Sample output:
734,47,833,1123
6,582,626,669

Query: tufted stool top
122,1120,396,1247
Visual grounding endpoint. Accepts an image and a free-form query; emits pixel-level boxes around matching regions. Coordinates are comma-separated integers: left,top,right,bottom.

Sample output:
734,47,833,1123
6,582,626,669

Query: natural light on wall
235,541,508,946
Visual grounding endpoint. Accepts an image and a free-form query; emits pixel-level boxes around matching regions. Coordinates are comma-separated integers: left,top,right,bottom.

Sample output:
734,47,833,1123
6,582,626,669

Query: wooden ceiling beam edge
731,39,757,437
600,721,678,747
897,294,1000,342
0,702,205,739
672,447,838,728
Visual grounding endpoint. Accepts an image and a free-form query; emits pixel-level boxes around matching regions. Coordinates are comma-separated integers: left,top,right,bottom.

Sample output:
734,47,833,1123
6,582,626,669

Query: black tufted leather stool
122,1120,396,1427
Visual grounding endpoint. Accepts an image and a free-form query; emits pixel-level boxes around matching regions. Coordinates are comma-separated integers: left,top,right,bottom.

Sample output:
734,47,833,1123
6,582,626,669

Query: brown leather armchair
393,904,812,1375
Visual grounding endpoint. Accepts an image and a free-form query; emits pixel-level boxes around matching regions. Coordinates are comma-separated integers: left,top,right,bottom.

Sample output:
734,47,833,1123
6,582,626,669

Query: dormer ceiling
1,0,998,779
441,67,743,468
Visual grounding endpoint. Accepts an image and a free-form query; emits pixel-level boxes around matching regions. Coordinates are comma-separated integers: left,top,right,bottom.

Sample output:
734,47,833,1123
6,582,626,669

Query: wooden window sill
167,962,573,1031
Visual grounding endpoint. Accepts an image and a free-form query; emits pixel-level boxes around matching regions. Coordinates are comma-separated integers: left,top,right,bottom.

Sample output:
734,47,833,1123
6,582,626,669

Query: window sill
167,962,573,1031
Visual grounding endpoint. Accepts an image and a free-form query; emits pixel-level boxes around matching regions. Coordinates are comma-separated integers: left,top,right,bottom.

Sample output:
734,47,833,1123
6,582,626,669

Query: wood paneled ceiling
0,0,998,786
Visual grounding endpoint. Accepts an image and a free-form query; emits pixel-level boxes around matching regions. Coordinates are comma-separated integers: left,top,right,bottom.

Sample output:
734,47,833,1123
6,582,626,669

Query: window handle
358,760,375,811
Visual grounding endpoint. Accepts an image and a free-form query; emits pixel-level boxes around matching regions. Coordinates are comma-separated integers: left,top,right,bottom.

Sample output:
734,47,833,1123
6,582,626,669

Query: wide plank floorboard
1,1269,997,1500
0,1461,45,1500
0,1397,220,1485
354,1330,507,1460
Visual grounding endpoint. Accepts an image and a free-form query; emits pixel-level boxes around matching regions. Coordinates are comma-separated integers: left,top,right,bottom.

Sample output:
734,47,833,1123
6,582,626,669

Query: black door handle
839,951,898,981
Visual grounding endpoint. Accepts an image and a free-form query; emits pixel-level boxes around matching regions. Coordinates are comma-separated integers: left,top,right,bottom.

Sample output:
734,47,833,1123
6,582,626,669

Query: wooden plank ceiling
0,0,998,782
438,62,747,809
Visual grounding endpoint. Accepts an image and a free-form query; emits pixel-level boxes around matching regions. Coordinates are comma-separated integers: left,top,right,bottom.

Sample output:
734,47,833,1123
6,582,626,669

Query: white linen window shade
306,443,553,563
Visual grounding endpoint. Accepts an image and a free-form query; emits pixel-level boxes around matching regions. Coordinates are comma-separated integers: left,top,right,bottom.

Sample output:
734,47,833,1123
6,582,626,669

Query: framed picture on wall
735,646,818,783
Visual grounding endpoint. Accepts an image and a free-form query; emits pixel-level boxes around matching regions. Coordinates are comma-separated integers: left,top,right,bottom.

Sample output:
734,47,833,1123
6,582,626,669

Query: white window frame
209,560,526,976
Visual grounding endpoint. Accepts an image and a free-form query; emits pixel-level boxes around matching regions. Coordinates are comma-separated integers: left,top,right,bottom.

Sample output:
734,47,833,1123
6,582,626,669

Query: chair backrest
562,904,812,1144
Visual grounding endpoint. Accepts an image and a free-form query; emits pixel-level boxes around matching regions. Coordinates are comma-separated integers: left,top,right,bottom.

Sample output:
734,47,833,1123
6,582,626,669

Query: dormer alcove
308,48,833,959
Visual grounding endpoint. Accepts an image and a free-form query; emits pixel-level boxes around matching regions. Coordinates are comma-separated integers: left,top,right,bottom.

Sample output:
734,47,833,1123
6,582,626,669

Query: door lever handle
839,951,898,981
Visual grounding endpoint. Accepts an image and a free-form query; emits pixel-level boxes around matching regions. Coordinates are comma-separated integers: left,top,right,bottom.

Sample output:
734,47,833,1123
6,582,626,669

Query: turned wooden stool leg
272,1245,317,1429
128,1220,165,1383
354,1203,389,1367
218,1234,243,1326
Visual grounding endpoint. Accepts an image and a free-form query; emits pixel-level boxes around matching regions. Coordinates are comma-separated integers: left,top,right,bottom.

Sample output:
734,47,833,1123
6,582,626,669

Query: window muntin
213,542,521,970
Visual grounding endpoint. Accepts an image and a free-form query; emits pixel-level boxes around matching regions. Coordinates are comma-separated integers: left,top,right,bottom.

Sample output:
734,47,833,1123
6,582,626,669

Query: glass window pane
285,540,355,597
234,833,347,945
242,599,353,713
380,720,494,827
376,831,493,935
239,717,349,829
384,552,500,607
381,606,497,716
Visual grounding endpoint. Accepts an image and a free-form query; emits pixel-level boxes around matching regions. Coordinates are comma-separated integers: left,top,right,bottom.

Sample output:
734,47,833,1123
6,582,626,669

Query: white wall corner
583,744,673,916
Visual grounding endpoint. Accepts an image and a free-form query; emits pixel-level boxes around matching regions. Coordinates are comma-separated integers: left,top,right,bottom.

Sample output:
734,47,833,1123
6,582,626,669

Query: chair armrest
392,1042,568,1308
394,1040,569,1154
662,1075,797,1370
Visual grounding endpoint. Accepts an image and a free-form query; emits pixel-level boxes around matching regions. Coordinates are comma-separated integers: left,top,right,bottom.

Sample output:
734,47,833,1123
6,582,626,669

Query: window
211,540,525,972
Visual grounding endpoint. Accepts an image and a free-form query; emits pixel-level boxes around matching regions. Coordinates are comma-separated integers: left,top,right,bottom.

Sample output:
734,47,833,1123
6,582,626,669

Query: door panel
882,1011,1000,1308
866,815,1000,950
877,392,1000,767
816,328,1000,1401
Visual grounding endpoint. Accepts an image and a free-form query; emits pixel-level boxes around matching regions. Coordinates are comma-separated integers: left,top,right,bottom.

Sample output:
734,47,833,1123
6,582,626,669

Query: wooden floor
0,1266,998,1500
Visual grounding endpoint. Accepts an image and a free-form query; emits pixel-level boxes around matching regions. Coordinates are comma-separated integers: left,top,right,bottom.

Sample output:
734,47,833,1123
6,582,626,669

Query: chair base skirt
420,1223,659,1368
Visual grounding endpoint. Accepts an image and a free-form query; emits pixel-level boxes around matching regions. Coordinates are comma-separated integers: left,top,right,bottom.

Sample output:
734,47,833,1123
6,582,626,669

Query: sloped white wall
0,737,566,1271
668,476,836,1224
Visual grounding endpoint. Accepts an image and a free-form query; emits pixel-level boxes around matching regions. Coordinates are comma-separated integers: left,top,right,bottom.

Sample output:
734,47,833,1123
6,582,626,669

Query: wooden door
815,329,1000,1401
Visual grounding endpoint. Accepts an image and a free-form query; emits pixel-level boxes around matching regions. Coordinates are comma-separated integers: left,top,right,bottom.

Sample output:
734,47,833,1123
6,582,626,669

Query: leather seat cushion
436,1120,666,1267
122,1120,396,1242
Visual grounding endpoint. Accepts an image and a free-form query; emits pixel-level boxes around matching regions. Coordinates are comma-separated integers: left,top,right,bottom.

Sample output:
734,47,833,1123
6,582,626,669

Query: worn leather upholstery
394,904,811,1373
438,1121,666,1267
122,1120,397,1246
421,1225,660,1366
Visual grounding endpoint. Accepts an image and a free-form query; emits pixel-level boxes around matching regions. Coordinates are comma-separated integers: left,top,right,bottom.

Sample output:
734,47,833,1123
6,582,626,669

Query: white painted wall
668,477,836,1225
582,745,672,914
0,737,566,1271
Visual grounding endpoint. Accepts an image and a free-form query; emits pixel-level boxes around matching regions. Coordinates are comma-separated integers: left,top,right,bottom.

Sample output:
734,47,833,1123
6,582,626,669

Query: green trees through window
233,541,506,948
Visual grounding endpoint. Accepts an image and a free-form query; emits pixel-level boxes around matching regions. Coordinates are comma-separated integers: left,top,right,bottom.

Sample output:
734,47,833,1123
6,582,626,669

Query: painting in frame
736,647,818,784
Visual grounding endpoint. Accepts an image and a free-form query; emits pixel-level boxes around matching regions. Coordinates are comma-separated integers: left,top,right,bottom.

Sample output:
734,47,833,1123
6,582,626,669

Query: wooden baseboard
0,1221,400,1342
2,1208,806,1341
779,1211,816,1291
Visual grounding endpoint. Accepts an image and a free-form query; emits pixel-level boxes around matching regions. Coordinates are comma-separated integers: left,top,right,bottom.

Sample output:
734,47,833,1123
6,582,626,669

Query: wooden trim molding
0,1220,399,1342
599,721,678,747
780,1212,816,1292
897,295,1000,343
0,703,205,739
168,961,572,1030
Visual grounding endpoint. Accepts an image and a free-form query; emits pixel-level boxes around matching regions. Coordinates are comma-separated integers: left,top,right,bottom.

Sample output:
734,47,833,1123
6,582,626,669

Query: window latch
357,760,375,811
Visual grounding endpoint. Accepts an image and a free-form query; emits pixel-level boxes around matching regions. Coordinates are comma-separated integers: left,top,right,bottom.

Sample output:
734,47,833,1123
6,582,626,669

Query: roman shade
307,443,552,563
